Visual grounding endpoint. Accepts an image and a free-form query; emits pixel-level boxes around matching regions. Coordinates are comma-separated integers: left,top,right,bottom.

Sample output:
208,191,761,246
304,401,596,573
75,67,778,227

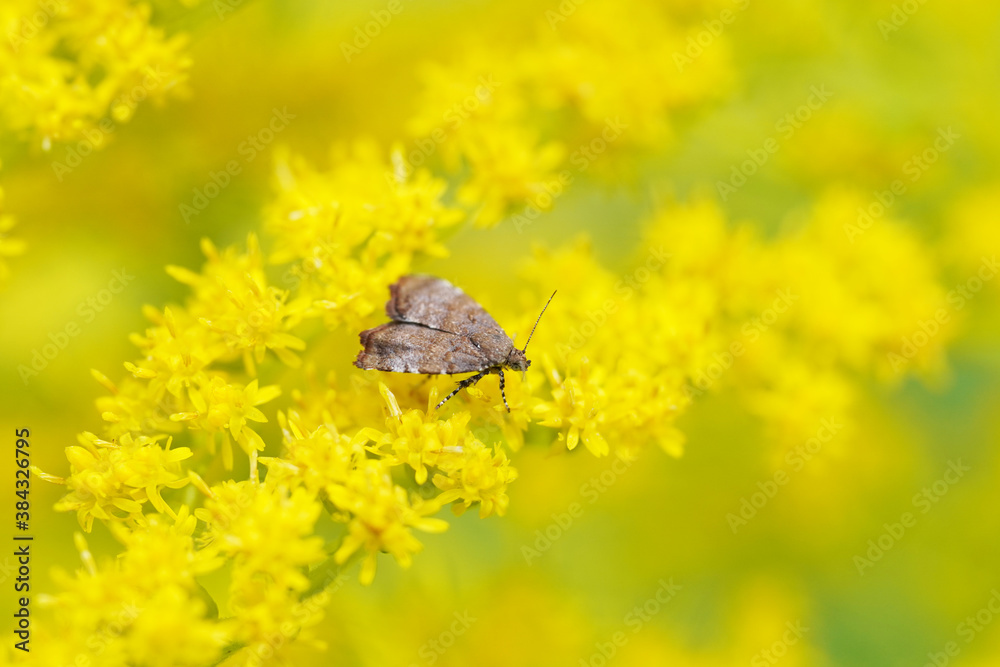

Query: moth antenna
522,290,557,352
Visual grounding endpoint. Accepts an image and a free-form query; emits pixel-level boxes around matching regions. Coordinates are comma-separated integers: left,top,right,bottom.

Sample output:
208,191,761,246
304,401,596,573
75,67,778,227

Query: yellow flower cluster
404,0,732,225
89,236,294,473
29,483,333,665
262,381,517,585
0,0,191,147
36,201,517,663
29,515,225,667
489,186,952,459
265,142,464,330
196,481,327,653
635,189,953,445
41,432,191,532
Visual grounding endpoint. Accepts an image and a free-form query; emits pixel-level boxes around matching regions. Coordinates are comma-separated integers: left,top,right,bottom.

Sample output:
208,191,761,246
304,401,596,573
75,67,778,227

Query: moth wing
386,275,506,338
354,322,492,374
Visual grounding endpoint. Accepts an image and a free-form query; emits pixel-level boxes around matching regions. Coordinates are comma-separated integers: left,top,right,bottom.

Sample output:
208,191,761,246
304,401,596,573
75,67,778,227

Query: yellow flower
328,458,449,585
193,481,330,656
534,355,610,457
172,377,280,456
124,586,229,667
463,369,534,452
433,437,518,518
126,306,228,399
523,0,732,145
92,370,185,439
262,411,364,493
45,432,191,531
19,2,996,665
199,482,325,593
518,238,693,459
0,0,191,147
166,234,308,374
455,121,566,226
360,383,473,485
34,516,227,667
264,142,463,331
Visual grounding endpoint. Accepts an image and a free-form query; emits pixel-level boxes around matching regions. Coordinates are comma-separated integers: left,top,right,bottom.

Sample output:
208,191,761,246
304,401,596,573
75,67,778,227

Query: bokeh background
2,0,1000,665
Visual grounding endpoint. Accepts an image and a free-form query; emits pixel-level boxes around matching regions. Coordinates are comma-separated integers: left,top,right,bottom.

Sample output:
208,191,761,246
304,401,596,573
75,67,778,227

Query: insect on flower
354,275,556,411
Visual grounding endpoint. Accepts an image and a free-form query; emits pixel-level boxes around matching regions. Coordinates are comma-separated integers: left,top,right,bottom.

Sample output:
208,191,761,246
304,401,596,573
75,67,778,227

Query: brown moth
354,275,555,412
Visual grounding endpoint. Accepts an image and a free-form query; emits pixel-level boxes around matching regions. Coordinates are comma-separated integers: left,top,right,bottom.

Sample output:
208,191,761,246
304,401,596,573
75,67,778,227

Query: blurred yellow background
2,0,1000,665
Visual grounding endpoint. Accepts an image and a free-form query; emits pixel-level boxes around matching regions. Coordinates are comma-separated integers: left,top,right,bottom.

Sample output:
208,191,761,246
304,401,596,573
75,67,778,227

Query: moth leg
436,369,488,411
498,369,510,413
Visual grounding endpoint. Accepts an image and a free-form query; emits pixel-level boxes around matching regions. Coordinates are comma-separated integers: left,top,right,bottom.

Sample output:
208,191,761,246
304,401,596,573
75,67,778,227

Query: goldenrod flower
199,482,325,593
0,0,191,146
166,235,308,374
194,481,328,653
534,355,610,457
328,458,449,585
127,306,228,399
48,432,191,531
433,437,518,518
172,377,281,455
456,122,566,226
262,411,363,493
265,142,463,330
93,370,185,439
360,383,473,485
33,517,226,667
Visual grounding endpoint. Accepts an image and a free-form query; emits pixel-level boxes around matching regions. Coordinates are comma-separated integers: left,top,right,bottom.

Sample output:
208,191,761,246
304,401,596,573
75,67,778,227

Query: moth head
506,289,555,379
506,347,530,373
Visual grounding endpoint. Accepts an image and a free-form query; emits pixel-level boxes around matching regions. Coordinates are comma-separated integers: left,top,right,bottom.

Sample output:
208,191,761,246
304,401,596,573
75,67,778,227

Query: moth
354,275,555,412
